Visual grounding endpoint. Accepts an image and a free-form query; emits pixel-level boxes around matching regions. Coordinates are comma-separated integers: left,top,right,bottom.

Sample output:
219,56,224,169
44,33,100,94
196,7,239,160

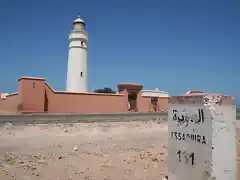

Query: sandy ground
0,121,168,180
0,120,239,180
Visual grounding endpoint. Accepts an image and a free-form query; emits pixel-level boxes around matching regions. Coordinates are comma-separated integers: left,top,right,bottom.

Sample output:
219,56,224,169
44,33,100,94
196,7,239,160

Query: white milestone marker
168,93,236,180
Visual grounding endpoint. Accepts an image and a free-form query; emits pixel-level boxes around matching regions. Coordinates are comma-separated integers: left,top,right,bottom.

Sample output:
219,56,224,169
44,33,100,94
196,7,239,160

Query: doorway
44,91,48,112
128,92,137,111
149,97,159,112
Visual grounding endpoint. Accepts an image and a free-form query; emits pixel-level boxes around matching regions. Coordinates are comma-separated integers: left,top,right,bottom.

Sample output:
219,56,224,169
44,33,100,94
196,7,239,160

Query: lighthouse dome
72,15,85,31
73,15,85,24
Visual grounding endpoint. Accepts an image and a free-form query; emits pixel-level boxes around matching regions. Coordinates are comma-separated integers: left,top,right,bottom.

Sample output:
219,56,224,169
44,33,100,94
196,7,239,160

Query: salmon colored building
0,77,169,114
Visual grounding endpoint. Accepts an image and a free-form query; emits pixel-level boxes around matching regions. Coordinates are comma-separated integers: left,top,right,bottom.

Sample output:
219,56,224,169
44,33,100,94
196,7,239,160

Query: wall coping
18,77,46,81
117,83,143,90
45,82,124,96
142,89,169,94
17,77,124,97
55,91,125,96
6,92,18,97
183,93,233,98
142,96,170,99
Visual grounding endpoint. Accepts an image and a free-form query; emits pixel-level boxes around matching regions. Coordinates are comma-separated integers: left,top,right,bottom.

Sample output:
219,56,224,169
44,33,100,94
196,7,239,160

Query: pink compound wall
0,77,170,114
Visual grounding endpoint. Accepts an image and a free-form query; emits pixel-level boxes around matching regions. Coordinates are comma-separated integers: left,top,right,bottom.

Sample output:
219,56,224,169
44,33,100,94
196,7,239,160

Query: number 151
177,150,195,166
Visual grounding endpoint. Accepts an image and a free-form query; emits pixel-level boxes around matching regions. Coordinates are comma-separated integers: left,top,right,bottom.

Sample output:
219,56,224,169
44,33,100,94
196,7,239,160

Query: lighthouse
66,16,88,92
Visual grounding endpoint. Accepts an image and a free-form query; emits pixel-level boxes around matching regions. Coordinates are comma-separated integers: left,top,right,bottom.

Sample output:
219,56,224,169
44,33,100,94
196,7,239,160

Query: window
81,41,84,46
151,97,158,103
80,72,83,77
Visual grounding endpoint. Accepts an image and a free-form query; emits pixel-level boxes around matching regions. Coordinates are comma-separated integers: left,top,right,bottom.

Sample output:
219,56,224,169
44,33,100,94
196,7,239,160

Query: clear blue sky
0,0,239,107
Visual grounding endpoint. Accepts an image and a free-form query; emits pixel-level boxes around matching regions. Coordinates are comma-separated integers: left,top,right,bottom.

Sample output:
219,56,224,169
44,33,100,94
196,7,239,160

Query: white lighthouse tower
66,15,88,92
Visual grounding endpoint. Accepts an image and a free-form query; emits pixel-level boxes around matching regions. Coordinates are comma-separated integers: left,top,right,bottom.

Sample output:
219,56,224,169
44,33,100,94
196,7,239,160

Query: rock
58,156,64,159
111,144,116,148
152,157,158,162
73,146,78,151
4,122,12,129
161,176,168,180
38,159,47,165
